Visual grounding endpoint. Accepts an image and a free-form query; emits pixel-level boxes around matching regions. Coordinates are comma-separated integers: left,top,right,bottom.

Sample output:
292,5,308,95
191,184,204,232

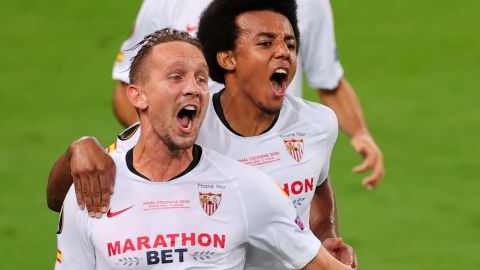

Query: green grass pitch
0,0,479,268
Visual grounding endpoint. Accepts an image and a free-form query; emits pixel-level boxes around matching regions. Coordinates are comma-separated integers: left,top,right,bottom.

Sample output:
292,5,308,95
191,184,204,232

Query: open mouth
270,68,288,97
177,105,198,131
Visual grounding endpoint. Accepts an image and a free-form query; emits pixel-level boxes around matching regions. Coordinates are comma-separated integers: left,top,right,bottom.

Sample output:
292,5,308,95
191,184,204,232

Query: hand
322,237,358,269
350,133,384,189
68,136,115,217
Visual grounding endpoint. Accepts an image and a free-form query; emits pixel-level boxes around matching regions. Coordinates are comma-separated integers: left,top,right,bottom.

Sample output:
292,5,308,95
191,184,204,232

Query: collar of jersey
125,145,202,182
212,89,280,137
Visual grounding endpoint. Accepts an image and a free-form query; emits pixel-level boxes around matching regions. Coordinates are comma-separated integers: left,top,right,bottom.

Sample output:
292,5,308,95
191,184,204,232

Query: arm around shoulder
46,136,116,216
47,150,74,212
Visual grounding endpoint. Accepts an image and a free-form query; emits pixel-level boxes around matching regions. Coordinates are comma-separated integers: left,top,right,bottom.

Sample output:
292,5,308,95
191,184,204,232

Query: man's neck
220,86,278,137
133,123,193,182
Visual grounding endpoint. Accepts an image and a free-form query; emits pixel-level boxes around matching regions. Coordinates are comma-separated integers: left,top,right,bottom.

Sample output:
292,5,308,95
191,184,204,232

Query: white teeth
184,105,196,111
274,68,287,74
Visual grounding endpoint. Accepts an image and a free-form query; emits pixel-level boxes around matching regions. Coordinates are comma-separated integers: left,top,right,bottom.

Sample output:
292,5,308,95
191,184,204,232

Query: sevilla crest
199,192,222,216
284,138,304,162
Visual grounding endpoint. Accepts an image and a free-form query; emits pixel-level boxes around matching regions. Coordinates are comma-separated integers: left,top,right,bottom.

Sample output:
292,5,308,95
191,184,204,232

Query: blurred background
0,0,479,268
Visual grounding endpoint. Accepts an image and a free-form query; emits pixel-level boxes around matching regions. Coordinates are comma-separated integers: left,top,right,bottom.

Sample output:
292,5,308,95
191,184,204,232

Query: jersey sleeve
299,0,344,90
114,122,141,154
55,187,95,269
237,170,321,269
112,0,167,83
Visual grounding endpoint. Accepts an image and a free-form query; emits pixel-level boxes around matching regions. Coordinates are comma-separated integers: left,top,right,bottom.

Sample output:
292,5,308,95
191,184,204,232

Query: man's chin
166,137,197,154
259,103,282,116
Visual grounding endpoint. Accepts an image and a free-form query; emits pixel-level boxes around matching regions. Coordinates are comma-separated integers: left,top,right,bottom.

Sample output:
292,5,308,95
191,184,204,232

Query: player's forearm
113,81,139,127
309,179,339,240
318,78,370,139
47,151,73,212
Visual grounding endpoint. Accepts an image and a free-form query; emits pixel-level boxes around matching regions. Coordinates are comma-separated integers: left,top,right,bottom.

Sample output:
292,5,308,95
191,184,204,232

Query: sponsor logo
107,233,226,257
117,256,143,267
199,192,222,216
295,215,305,231
292,197,306,208
147,249,187,265
191,250,216,261
284,138,304,162
282,177,314,196
107,205,134,218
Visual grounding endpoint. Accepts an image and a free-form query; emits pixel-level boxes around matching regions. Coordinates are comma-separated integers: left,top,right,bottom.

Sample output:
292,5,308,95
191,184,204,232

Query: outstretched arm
46,137,115,217
318,78,385,189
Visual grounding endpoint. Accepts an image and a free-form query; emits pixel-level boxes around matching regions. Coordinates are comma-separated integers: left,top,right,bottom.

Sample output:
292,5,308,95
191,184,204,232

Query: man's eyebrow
166,61,188,70
256,32,296,42
256,32,276,39
197,62,209,71
165,61,208,73
284,34,296,41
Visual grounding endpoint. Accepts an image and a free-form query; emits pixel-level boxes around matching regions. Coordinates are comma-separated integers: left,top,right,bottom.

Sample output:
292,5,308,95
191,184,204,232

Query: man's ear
217,51,236,71
127,84,148,110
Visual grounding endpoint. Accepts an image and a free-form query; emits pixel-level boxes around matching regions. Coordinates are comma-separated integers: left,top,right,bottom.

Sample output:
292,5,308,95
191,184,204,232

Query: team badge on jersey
199,192,222,216
284,138,304,162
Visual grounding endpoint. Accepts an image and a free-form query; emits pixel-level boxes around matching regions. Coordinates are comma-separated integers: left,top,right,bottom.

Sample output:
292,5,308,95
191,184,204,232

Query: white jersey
56,145,320,269
113,92,338,270
112,0,344,96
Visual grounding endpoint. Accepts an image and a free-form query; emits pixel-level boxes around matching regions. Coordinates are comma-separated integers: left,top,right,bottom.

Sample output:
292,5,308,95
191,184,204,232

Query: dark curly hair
129,28,204,84
197,0,299,84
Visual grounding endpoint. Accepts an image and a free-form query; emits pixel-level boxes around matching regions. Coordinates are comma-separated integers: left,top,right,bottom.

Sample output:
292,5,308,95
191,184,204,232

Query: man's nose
273,42,290,60
184,76,202,97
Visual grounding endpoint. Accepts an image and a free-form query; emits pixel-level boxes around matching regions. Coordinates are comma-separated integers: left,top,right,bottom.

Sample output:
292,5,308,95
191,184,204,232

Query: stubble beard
148,111,196,156
149,106,205,156
160,132,197,156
